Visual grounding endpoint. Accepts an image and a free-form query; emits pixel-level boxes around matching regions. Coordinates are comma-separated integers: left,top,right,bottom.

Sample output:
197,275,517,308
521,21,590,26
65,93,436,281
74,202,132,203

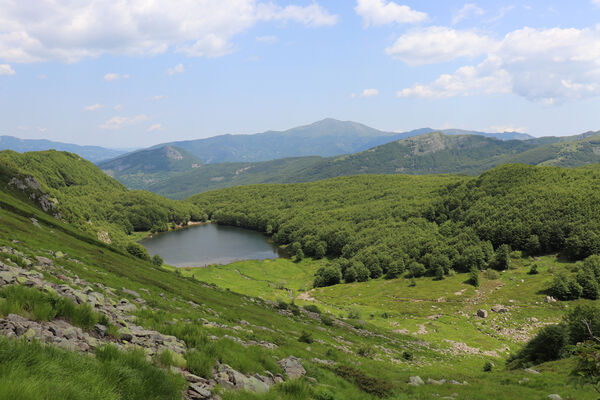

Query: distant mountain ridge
0,135,126,163
151,118,534,164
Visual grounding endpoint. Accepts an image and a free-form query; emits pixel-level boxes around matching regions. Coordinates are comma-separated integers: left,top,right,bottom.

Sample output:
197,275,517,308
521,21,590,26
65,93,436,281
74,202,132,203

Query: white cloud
147,123,163,132
0,1,338,63
355,0,427,27
593,0,600,6
452,3,484,25
84,103,103,111
147,95,164,101
258,3,339,27
386,26,495,65
166,64,184,75
489,125,527,133
37,127,47,133
104,73,129,82
100,114,148,130
0,64,15,75
395,26,600,103
360,88,379,98
256,35,278,44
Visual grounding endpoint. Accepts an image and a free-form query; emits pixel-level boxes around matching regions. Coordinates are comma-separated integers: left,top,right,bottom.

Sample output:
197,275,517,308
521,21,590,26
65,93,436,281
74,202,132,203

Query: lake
140,223,283,267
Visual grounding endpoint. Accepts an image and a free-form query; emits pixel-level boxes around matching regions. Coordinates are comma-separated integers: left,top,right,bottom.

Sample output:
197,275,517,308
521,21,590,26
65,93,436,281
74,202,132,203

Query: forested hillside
188,164,600,285
0,150,202,247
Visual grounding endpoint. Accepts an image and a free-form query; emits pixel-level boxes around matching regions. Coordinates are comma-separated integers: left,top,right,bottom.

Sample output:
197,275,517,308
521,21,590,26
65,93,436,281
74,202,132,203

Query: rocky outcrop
278,356,306,379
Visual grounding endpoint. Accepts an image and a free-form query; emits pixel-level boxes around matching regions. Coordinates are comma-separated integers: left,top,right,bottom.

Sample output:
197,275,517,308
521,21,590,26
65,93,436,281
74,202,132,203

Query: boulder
491,305,508,313
547,395,562,400
35,256,53,266
94,324,107,337
408,376,424,386
545,296,557,303
477,309,488,318
278,356,306,379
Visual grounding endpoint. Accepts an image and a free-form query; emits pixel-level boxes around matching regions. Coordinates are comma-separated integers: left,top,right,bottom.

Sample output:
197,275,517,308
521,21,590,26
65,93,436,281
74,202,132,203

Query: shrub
508,324,569,367
334,365,392,397
483,361,493,372
295,248,304,261
276,300,289,310
384,260,404,280
402,351,413,361
151,254,164,267
469,267,480,287
548,274,583,300
357,345,375,357
528,264,539,275
491,244,511,270
346,308,361,320
126,242,151,261
408,261,426,278
321,314,334,326
313,265,342,288
299,331,313,344
303,304,321,314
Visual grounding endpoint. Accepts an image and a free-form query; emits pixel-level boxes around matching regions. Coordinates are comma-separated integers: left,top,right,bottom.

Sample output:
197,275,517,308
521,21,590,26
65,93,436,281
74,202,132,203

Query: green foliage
528,264,539,275
298,331,313,344
303,304,321,314
508,324,570,367
0,339,186,400
320,314,334,326
490,244,511,270
469,267,480,287
126,242,151,261
384,260,404,279
483,361,494,372
151,254,164,267
0,285,105,330
313,265,342,288
185,349,215,379
483,269,499,280
333,365,392,397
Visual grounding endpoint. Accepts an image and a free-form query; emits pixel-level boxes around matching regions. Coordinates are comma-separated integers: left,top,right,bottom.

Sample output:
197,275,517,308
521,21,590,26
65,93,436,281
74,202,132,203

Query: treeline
0,150,203,247
188,164,600,287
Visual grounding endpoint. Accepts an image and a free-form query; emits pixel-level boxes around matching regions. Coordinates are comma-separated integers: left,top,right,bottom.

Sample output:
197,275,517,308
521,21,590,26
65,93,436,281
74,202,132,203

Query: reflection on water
140,224,283,267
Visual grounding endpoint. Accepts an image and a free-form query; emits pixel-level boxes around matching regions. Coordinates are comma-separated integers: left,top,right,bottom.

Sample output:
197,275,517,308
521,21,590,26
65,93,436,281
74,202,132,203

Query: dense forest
0,150,203,247
189,164,600,287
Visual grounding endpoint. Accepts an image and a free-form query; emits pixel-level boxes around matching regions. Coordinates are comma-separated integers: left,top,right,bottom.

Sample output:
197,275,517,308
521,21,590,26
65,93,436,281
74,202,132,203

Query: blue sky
1,0,600,147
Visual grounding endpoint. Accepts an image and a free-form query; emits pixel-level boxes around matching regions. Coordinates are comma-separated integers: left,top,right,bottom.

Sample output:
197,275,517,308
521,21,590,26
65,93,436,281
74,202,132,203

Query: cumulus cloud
166,64,184,75
386,26,495,65
0,64,15,75
489,125,527,133
100,114,148,130
0,1,338,63
452,3,484,25
360,88,379,97
395,26,600,103
355,0,427,27
84,103,103,111
104,73,129,82
147,123,163,132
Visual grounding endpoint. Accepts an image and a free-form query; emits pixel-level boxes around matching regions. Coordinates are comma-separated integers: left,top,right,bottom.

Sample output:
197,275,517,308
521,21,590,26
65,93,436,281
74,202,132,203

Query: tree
407,262,426,278
295,248,304,261
313,265,342,288
344,266,357,283
385,261,404,280
126,242,150,261
524,234,541,255
469,267,480,287
491,244,511,270
151,254,164,267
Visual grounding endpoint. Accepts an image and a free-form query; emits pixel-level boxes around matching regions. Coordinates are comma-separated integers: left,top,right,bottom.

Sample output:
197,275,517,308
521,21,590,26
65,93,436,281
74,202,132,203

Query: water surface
140,224,282,267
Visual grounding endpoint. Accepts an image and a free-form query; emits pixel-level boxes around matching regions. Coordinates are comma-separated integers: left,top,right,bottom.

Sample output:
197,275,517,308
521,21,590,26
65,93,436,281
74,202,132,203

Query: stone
491,305,508,313
547,395,562,400
519,377,530,384
427,378,446,385
94,324,107,337
189,383,212,398
408,376,424,386
122,288,141,298
35,256,53,266
118,327,133,342
278,356,306,379
525,368,540,374
477,309,488,318
545,296,557,303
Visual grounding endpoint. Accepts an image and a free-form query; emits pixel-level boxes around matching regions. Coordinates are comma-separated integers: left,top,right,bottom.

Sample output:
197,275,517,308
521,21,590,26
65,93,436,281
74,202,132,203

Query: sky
1,0,600,147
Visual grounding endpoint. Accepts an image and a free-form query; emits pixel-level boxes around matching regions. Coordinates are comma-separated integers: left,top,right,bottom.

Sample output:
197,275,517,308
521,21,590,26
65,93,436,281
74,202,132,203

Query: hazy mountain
153,118,400,163
440,129,535,141
98,145,203,188
0,135,125,163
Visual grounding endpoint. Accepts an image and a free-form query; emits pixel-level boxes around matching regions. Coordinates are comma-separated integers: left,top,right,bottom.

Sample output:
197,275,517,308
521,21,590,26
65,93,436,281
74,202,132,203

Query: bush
491,244,511,270
126,242,151,261
528,264,539,275
346,308,361,320
384,261,404,279
295,248,304,261
299,331,313,344
408,261,426,278
483,361,493,372
357,346,375,357
508,324,569,366
469,267,480,287
303,304,321,314
321,314,334,326
313,265,342,288
334,365,392,397
548,274,583,300
151,254,164,267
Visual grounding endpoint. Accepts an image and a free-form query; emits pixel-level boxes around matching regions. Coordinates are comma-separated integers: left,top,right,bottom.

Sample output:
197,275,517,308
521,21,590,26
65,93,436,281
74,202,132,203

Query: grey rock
547,395,562,400
122,288,141,298
35,256,53,266
491,304,509,313
94,324,107,337
477,309,488,318
427,378,446,385
408,376,424,386
189,383,212,398
278,356,306,379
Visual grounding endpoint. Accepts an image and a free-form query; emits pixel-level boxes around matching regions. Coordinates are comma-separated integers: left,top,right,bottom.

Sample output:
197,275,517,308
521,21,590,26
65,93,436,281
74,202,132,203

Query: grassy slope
0,167,596,398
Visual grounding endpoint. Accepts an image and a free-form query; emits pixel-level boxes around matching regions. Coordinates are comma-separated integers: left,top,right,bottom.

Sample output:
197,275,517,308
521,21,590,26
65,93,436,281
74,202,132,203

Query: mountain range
0,135,127,162
97,119,600,199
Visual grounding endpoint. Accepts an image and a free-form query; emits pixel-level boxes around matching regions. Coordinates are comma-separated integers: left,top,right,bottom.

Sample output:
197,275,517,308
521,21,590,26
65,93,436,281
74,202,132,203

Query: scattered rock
408,376,424,386
547,395,562,400
477,309,488,318
545,296,557,303
491,305,508,313
525,368,540,374
278,356,306,379
122,288,141,298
